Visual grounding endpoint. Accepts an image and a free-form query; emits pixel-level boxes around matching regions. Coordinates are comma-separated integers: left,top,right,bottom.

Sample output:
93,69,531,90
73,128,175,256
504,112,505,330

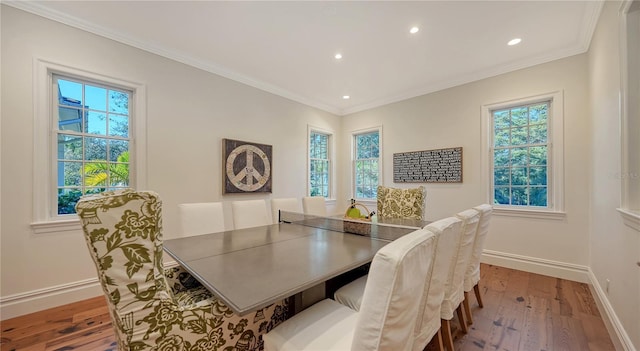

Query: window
54,75,132,215
492,102,549,207
309,130,331,197
32,59,146,233
353,129,381,200
482,92,564,218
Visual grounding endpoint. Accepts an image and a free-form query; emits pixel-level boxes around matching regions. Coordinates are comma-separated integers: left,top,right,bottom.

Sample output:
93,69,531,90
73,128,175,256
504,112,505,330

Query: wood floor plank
1,265,617,351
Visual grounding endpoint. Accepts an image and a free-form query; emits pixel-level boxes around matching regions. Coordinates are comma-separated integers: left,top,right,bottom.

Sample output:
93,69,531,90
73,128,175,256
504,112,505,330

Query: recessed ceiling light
334,53,343,59
342,95,350,100
508,38,522,46
410,26,420,34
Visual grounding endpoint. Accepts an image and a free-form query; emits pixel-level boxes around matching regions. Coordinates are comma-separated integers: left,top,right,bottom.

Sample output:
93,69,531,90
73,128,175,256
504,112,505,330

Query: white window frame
307,125,334,198
617,0,640,231
31,59,147,234
352,126,383,201
481,91,565,220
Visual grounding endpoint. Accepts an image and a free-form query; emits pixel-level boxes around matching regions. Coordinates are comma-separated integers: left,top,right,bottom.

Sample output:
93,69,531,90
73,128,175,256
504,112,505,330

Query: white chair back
302,196,327,216
464,204,493,291
231,199,271,230
440,209,479,319
413,217,462,350
177,202,226,237
353,228,437,351
271,198,302,223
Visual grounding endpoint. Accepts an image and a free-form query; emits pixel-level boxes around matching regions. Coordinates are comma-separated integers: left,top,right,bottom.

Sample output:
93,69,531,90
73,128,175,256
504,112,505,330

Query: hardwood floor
1,264,616,351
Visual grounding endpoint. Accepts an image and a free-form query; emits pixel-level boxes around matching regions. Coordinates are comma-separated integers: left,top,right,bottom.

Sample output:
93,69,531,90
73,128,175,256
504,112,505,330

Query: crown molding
3,1,342,116
4,1,604,117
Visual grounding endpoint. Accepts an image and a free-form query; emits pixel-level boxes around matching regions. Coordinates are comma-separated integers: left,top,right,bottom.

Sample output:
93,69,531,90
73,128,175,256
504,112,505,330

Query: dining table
163,212,427,316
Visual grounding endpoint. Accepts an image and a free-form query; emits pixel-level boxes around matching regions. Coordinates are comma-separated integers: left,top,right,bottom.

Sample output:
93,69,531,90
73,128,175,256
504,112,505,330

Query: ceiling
8,1,603,116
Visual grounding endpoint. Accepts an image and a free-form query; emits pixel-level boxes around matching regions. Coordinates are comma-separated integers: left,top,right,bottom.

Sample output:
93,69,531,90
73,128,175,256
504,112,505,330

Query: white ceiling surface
8,1,603,116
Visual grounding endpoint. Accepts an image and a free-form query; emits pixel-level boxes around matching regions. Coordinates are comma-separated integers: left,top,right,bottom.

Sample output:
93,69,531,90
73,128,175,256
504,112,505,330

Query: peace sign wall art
223,138,273,194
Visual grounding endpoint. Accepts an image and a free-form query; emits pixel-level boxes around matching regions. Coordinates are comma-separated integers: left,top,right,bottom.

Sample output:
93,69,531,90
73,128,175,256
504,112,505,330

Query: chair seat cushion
333,275,368,311
264,299,356,351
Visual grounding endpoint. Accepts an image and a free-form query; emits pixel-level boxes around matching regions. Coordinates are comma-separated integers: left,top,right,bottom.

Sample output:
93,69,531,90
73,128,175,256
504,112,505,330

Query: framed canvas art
223,138,272,193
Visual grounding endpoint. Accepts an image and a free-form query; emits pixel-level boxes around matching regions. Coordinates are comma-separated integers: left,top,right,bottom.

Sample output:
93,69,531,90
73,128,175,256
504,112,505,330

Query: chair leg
473,283,484,308
456,304,468,334
441,319,455,351
463,291,473,325
428,328,444,351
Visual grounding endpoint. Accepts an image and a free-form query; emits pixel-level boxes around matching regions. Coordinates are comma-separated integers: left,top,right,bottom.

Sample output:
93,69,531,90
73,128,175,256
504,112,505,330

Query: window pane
58,134,82,160
529,103,548,124
494,187,510,205
511,126,528,145
511,107,528,126
511,147,528,166
494,148,510,166
494,110,510,129
109,90,129,114
511,187,528,205
58,106,82,132
85,137,107,160
511,167,528,185
57,188,83,215
58,79,82,104
529,166,547,185
494,128,510,147
109,140,129,162
58,161,82,186
494,167,510,186
530,124,547,144
86,111,107,135
530,146,547,165
110,163,129,186
108,114,129,137
85,85,107,112
530,187,548,206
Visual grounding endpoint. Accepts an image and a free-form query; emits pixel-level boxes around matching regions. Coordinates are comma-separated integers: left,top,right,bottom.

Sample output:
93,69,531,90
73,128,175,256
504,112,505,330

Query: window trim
481,91,565,218
351,126,383,201
307,125,334,199
31,58,147,233
618,0,640,231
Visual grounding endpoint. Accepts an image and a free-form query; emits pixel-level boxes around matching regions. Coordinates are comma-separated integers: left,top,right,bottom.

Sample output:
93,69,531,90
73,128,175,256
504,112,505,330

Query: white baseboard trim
0,277,103,320
587,269,636,351
482,250,635,351
0,261,180,321
481,249,590,283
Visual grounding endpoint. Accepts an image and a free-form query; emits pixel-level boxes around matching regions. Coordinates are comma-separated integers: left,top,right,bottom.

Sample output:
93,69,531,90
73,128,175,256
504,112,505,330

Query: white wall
588,1,639,349
340,54,592,280
0,6,340,318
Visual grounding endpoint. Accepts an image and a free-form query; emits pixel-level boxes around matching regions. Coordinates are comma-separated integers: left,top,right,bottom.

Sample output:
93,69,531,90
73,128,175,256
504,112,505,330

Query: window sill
31,218,82,234
617,208,640,232
493,207,566,220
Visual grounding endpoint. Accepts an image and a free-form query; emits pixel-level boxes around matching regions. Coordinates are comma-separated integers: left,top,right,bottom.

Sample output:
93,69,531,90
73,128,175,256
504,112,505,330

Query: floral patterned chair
76,189,288,351
376,185,426,220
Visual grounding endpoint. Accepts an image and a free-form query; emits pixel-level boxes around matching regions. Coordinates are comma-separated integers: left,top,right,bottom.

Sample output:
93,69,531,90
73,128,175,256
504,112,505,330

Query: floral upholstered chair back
76,190,170,346
376,185,425,220
76,189,288,351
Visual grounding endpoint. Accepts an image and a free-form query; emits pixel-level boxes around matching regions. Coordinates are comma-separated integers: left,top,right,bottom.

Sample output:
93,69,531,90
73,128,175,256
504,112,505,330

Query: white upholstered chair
231,199,272,230
439,209,480,351
270,198,302,223
264,228,438,351
302,196,327,216
334,217,463,351
462,204,493,324
413,217,462,351
177,202,226,237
